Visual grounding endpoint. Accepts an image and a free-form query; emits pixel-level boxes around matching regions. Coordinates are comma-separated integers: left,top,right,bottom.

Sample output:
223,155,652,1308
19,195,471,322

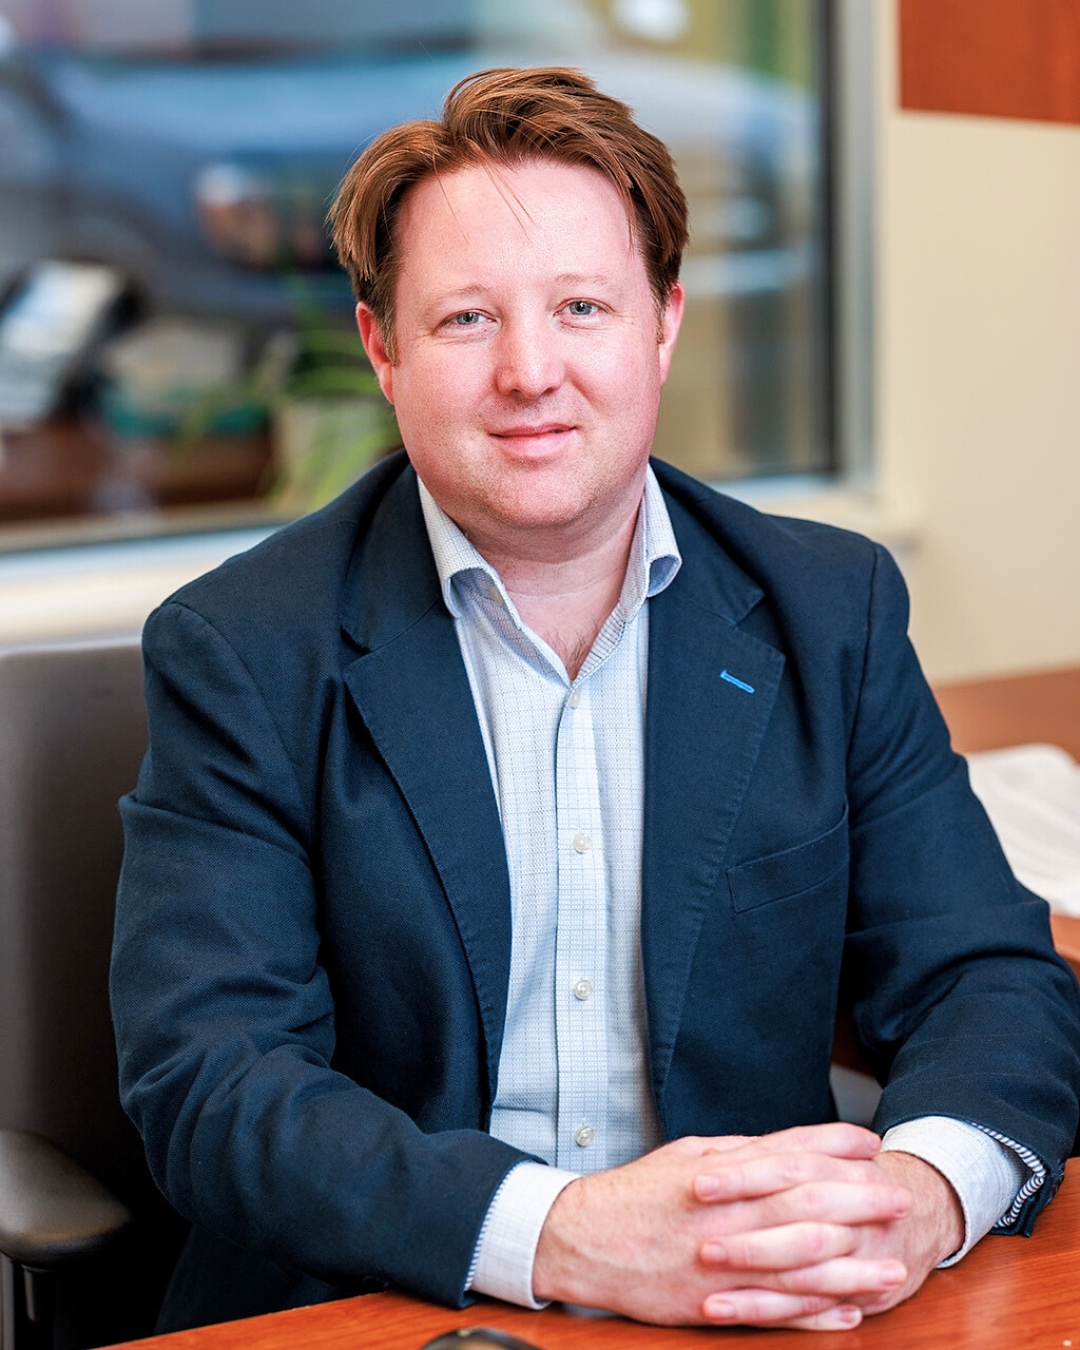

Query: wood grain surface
900,0,1080,125
1051,914,1080,980
934,665,1080,764
105,1161,1080,1350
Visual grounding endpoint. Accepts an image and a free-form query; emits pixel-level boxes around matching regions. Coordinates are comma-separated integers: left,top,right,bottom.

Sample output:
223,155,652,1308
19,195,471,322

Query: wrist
876,1150,964,1262
532,1176,588,1304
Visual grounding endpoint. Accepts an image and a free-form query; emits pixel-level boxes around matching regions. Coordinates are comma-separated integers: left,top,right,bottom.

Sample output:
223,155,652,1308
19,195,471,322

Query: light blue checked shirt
417,468,1034,1309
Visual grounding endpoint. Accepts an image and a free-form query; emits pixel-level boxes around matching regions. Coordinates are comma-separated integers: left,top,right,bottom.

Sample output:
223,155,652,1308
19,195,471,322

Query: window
0,0,838,546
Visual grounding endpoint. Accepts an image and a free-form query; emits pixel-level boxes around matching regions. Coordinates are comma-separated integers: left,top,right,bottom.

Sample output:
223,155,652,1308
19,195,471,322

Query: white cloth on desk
967,743,1080,916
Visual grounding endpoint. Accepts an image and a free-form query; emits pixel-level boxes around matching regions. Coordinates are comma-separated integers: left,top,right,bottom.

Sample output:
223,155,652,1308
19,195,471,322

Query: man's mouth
489,423,574,440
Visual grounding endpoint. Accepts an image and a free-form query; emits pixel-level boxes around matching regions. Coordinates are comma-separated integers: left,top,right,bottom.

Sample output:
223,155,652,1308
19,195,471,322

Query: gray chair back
0,637,152,1212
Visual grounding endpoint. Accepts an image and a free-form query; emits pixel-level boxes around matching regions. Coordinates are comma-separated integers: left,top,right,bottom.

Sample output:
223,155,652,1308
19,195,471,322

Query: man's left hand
848,1151,965,1314
696,1147,964,1325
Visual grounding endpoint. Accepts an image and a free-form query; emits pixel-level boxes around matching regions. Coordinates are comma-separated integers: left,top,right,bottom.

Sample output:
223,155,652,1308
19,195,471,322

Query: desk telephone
421,1329,542,1349
0,259,125,426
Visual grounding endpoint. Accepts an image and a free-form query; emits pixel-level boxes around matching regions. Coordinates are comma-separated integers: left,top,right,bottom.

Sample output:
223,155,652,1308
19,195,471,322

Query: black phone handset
420,1327,544,1350
0,260,125,426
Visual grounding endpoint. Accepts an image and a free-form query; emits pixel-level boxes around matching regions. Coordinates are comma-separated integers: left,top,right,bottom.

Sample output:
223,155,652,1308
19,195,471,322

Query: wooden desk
1049,913,1080,982
933,665,1080,976
106,1160,1080,1350
934,666,1080,765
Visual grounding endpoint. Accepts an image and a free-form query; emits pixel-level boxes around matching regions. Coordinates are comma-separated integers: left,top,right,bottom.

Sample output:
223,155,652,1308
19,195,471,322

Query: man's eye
450,311,483,326
565,300,598,317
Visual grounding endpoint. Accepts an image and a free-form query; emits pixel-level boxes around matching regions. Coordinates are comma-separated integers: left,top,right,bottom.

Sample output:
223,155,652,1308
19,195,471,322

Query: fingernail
695,1174,722,1201
837,1305,862,1327
893,1188,912,1213
705,1297,736,1321
882,1262,905,1287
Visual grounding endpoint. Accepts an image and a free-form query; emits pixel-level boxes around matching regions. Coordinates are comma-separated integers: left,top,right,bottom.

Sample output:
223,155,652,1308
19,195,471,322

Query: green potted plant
178,292,400,516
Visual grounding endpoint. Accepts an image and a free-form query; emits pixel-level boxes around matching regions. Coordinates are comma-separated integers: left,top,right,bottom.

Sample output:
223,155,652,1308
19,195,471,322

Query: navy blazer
111,454,1080,1329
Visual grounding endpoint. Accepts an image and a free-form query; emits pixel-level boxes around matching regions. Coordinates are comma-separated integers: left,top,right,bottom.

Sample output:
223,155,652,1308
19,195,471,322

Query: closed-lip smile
489,422,574,438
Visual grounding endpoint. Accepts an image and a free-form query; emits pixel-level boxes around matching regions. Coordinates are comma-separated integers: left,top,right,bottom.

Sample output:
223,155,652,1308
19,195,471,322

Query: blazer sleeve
842,545,1080,1230
110,599,528,1305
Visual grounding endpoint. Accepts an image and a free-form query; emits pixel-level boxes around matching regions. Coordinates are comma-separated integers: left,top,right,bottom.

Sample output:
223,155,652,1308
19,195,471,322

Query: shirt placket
554,678,609,1172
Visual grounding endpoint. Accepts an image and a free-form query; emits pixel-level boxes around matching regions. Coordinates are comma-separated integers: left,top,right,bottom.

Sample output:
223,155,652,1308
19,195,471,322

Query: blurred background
0,0,1078,685
0,0,830,517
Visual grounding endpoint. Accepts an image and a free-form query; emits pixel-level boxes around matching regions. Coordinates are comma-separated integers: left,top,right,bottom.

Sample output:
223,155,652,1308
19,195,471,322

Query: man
111,68,1080,1334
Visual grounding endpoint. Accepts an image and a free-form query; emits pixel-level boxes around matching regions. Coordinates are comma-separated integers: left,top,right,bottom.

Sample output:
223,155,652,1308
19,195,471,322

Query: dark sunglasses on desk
421,1329,542,1349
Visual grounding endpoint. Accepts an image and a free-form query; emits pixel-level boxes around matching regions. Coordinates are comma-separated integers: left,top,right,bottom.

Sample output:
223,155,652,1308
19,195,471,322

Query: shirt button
572,831,591,854
573,978,593,1001
574,1125,595,1148
568,689,581,709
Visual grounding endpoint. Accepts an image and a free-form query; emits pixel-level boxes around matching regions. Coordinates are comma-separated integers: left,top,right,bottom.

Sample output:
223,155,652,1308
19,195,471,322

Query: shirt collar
417,464,682,622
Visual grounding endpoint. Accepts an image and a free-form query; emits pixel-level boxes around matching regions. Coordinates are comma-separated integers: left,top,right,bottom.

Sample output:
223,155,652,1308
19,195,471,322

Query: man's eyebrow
553,272,622,289
426,287,487,306
420,275,623,308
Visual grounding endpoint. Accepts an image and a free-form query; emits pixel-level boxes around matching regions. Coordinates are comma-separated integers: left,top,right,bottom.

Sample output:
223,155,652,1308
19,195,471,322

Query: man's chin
422,456,647,556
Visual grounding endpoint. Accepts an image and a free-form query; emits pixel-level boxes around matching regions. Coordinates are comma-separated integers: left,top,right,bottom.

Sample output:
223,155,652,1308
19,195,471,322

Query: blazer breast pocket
727,804,849,914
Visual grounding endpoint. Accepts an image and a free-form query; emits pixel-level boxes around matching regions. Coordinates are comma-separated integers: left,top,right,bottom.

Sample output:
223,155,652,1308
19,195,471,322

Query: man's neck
474,506,641,682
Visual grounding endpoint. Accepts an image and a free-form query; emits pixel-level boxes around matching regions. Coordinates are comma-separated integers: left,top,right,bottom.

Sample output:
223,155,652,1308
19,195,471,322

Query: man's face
357,158,684,558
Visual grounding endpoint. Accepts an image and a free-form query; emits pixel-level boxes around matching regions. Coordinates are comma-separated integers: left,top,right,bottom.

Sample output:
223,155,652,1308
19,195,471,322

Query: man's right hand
532,1124,914,1330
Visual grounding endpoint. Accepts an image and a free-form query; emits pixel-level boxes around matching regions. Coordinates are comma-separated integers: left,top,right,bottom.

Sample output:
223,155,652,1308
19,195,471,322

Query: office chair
0,638,185,1350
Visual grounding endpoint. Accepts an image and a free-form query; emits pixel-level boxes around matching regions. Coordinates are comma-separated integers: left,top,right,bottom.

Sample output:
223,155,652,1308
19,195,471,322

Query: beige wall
876,0,1080,682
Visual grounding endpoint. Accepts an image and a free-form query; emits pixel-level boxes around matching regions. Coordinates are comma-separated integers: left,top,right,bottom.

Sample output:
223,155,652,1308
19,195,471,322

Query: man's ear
356,303,395,404
657,280,685,385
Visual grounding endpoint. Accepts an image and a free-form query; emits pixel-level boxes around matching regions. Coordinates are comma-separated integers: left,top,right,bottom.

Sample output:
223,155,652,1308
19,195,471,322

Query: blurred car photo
0,0,824,476
0,17,813,314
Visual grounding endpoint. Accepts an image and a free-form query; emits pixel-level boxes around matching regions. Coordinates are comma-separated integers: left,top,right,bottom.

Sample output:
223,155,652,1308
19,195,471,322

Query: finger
702,1226,908,1295
667,1134,752,1159
751,1180,911,1229
773,1256,908,1298
785,1304,864,1331
731,1123,881,1161
846,1287,913,1318
698,1137,753,1155
694,1150,890,1203
702,1289,848,1326
696,1184,909,1245
714,1181,909,1238
702,1221,857,1271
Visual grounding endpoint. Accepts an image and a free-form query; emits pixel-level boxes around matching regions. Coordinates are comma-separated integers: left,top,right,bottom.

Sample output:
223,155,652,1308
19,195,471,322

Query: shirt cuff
880,1116,1034,1265
466,1161,579,1308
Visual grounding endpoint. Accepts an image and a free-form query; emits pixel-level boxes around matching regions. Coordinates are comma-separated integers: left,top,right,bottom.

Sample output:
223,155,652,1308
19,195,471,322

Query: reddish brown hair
329,66,688,356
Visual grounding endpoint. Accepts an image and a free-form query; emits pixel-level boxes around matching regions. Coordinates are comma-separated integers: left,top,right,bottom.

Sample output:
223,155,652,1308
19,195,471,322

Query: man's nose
492,316,564,399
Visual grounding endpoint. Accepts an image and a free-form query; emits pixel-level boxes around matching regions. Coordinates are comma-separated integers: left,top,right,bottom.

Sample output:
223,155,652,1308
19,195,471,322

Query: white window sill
714,476,921,570
0,527,275,647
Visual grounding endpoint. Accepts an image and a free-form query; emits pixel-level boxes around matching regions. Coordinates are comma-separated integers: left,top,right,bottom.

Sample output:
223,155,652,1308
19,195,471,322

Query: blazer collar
339,458,445,654
337,456,769,647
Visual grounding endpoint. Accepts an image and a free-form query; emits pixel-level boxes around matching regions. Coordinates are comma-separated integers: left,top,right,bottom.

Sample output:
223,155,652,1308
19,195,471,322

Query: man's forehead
399,158,636,242
395,159,640,278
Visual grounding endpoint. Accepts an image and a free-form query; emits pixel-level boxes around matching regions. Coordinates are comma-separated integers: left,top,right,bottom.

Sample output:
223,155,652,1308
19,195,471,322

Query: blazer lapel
339,467,512,1099
642,498,785,1110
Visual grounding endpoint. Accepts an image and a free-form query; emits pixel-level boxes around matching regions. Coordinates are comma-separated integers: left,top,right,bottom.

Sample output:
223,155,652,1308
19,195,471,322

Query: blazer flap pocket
727,804,849,914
